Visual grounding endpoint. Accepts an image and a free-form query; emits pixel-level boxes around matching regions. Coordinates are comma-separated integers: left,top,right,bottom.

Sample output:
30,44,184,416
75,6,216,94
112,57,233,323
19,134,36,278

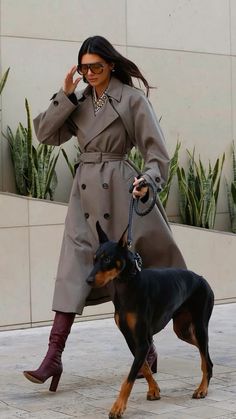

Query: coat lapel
73,77,124,149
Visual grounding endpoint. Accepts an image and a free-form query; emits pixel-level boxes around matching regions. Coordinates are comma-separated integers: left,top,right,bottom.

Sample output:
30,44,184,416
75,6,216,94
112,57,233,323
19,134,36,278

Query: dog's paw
147,382,161,401
109,401,126,418
147,390,161,401
147,386,161,400
109,413,122,419
147,393,161,401
192,387,208,399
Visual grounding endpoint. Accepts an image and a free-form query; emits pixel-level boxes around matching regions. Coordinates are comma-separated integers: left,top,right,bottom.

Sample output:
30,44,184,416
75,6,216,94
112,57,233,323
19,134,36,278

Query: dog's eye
103,256,111,264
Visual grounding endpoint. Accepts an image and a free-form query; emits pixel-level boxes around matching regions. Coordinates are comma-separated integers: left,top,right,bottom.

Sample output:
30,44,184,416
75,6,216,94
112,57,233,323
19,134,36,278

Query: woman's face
79,53,113,93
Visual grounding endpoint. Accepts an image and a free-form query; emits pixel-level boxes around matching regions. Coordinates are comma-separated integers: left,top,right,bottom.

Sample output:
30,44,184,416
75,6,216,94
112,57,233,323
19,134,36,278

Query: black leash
127,179,157,249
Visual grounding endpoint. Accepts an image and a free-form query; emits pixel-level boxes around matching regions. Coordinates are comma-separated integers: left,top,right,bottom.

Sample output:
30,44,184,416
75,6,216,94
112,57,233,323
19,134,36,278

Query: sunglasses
77,62,106,75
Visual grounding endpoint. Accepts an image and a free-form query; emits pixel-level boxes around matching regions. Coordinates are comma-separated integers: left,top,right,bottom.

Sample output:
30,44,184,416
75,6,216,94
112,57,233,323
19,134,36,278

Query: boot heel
151,357,157,374
49,372,62,392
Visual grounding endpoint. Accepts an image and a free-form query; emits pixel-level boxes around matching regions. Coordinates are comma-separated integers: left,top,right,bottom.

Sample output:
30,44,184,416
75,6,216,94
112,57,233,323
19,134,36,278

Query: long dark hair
78,36,151,96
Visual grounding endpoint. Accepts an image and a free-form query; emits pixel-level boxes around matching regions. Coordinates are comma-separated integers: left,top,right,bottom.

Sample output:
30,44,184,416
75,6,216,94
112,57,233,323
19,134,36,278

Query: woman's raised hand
63,65,82,95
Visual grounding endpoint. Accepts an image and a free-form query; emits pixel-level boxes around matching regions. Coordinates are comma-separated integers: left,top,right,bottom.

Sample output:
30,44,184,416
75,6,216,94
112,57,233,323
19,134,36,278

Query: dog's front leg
109,378,133,419
109,344,149,418
109,358,144,418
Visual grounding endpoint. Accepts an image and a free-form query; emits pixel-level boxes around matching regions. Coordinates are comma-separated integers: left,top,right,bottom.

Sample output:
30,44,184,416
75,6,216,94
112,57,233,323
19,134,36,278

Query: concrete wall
0,0,235,231
0,193,235,331
0,193,113,331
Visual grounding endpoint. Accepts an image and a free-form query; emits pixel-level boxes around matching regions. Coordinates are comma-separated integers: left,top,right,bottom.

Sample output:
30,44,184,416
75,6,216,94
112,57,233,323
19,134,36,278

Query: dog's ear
96,221,109,244
118,225,128,248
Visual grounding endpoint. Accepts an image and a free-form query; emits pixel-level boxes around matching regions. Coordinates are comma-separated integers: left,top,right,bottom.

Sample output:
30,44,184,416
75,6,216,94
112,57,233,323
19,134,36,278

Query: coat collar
106,76,123,102
76,76,123,103
73,77,124,149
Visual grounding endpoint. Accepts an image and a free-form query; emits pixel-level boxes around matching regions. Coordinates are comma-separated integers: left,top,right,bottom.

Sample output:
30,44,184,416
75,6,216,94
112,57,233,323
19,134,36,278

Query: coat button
81,184,86,189
155,176,161,183
102,183,109,189
53,100,59,106
84,213,89,219
104,213,110,220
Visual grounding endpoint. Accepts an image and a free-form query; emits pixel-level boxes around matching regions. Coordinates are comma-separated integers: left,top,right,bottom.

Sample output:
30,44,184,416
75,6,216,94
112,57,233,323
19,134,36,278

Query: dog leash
127,178,157,249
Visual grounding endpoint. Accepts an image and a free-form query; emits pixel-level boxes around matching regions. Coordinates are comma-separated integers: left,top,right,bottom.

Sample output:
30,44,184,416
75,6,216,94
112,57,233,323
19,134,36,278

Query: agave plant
226,142,236,233
177,149,225,229
3,99,60,200
159,140,181,209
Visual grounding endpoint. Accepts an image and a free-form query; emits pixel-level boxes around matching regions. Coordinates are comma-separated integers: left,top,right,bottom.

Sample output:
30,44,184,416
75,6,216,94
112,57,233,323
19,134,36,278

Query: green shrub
177,149,225,229
3,99,60,200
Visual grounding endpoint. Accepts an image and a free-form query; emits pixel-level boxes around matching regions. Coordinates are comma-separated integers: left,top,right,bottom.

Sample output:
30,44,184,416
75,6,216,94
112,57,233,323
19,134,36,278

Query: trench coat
34,76,186,314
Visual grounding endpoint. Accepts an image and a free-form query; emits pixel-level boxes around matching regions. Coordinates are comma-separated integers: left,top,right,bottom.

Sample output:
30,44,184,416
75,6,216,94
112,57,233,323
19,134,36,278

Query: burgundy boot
23,311,75,391
137,342,158,379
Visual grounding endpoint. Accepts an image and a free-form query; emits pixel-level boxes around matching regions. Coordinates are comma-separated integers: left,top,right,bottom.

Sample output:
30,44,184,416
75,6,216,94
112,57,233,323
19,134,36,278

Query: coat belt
78,152,128,163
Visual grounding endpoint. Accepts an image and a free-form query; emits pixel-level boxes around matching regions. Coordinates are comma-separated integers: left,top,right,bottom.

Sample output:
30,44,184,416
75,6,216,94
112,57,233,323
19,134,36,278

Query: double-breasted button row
84,213,110,220
81,183,109,189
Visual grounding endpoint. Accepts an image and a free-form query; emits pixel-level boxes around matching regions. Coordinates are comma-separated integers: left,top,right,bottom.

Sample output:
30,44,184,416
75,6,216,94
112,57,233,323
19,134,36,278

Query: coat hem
52,294,112,316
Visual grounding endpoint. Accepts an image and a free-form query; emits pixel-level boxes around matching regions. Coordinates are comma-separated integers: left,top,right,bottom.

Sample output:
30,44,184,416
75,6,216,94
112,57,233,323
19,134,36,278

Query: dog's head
86,221,128,288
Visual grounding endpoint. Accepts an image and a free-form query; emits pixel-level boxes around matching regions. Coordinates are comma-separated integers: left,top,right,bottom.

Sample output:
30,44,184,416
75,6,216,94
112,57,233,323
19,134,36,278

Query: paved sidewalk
0,303,236,419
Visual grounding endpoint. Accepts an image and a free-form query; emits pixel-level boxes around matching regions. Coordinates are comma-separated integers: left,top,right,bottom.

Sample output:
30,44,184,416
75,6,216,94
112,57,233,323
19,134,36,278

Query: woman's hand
132,177,148,199
63,65,82,95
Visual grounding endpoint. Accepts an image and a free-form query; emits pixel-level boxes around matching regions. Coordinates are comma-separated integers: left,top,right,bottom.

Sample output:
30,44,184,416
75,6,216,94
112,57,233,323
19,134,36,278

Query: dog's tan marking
94,268,120,287
140,361,161,400
173,311,209,399
109,378,133,418
192,354,209,399
173,310,198,346
109,361,160,418
126,312,137,332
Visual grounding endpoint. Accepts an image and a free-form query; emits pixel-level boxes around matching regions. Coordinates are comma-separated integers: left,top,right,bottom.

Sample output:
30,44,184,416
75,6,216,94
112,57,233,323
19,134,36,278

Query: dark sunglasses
77,62,106,75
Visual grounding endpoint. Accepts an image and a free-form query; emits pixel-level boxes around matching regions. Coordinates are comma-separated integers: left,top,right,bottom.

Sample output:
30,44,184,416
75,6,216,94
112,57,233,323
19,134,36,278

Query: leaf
61,148,76,178
232,141,236,183
231,182,236,204
159,140,181,208
177,166,188,223
44,149,60,199
0,67,10,95
128,147,144,171
25,98,33,194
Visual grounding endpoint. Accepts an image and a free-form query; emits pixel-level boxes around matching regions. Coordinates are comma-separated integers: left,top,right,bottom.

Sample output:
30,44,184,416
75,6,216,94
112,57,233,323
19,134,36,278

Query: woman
23,36,186,391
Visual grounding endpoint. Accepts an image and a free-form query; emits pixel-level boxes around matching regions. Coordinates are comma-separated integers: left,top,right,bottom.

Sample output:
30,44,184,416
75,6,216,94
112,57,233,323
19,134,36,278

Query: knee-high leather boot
23,311,75,391
137,342,158,379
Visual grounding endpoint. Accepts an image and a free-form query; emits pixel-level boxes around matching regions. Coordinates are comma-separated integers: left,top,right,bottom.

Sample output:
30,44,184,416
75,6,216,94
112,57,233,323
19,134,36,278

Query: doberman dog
86,222,214,419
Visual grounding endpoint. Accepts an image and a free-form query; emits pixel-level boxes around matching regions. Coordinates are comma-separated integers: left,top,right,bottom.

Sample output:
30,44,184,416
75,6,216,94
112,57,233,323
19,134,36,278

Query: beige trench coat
34,76,186,314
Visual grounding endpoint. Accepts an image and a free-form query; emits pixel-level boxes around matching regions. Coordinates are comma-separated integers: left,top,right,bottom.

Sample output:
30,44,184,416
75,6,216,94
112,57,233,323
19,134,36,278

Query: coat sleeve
131,93,170,190
33,89,78,145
